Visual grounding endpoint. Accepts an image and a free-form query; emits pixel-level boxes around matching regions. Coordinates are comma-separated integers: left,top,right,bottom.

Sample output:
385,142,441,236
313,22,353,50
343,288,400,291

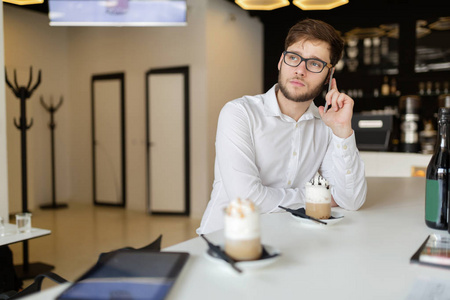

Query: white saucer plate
290,210,344,226
204,244,281,271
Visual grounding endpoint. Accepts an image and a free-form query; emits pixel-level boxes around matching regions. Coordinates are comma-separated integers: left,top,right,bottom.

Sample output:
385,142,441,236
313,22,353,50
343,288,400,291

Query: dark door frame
145,66,190,215
91,72,126,207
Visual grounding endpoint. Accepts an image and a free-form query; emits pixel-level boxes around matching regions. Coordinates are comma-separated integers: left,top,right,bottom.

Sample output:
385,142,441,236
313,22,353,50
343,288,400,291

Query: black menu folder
57,251,189,300
410,234,450,269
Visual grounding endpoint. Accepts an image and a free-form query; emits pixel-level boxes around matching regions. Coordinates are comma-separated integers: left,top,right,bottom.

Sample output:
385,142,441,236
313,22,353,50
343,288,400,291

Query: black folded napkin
201,234,242,273
260,246,279,260
287,207,340,220
206,245,279,261
201,235,280,273
278,205,327,225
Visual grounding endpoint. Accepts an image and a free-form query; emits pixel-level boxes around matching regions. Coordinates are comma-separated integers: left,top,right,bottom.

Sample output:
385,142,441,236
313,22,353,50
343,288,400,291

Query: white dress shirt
197,85,367,234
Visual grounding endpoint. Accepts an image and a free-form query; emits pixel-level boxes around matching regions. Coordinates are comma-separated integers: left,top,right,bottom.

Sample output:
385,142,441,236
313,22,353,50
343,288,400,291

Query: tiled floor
8,203,201,290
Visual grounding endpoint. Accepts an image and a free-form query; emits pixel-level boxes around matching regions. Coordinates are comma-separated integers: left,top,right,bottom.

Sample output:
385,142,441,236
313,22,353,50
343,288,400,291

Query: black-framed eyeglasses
282,51,332,73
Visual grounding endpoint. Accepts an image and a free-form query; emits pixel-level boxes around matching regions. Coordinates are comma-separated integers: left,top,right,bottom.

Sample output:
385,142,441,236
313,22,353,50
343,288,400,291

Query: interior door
146,66,190,215
92,73,126,206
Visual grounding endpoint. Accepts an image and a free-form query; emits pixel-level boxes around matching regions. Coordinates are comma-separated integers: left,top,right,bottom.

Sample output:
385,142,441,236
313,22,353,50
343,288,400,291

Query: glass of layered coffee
224,198,262,261
305,174,331,219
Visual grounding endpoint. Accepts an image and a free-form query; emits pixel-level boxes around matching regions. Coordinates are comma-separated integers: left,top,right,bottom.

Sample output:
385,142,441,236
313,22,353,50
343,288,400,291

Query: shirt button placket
288,122,300,188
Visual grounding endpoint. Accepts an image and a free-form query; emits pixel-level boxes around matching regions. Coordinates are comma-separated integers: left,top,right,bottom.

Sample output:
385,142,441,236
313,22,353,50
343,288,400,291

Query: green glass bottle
425,107,450,230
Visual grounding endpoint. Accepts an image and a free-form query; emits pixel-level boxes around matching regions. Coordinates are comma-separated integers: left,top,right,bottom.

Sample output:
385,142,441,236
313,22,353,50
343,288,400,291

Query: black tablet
57,251,189,300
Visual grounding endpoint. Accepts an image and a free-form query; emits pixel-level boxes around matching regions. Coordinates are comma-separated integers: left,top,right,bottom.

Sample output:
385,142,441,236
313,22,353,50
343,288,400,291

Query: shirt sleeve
215,102,302,213
319,131,367,210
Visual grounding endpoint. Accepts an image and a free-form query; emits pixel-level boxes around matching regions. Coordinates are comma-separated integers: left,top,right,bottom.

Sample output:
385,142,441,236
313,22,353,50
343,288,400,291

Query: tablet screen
57,251,189,300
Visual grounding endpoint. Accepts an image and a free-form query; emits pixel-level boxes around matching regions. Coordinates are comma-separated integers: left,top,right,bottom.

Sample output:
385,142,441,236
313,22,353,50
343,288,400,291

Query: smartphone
324,68,335,113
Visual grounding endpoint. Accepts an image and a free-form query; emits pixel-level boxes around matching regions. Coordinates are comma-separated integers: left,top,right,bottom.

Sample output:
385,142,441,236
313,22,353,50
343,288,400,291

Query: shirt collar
264,85,282,117
264,84,321,120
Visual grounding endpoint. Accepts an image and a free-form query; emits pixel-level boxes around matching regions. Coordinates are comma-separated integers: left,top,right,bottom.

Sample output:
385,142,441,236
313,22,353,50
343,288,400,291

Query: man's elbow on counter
335,182,368,211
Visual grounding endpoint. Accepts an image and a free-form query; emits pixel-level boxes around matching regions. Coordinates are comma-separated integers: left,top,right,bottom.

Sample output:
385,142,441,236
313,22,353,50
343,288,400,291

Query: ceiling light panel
235,0,290,11
293,0,348,10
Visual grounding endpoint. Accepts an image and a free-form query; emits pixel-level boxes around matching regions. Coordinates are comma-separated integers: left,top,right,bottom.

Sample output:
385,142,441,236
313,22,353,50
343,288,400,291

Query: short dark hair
284,18,344,67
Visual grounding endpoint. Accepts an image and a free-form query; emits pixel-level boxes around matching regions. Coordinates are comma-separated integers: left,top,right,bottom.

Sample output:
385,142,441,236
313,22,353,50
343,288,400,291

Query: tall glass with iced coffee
305,174,331,219
224,198,262,261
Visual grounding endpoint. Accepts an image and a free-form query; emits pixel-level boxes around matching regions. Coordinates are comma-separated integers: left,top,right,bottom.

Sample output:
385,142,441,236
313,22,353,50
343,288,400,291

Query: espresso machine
399,95,421,152
352,113,397,151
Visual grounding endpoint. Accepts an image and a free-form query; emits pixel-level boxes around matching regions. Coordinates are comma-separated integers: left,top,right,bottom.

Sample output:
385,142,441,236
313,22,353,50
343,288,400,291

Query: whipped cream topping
305,174,331,203
224,198,260,240
306,174,330,188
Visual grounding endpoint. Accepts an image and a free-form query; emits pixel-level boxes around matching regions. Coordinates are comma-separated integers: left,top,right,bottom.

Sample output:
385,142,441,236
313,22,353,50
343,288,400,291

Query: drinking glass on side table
16,213,32,233
0,216,5,236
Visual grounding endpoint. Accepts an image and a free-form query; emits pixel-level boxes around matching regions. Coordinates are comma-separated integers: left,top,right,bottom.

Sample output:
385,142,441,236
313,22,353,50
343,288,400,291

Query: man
197,18,367,234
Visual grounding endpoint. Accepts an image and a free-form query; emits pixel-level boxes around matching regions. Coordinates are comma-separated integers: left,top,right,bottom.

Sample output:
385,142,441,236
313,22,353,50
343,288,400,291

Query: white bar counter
360,151,432,177
23,177,450,300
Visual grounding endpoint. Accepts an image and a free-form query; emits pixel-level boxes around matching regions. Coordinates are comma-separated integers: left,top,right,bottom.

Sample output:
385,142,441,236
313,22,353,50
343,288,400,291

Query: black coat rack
39,96,67,209
5,67,40,214
5,66,54,279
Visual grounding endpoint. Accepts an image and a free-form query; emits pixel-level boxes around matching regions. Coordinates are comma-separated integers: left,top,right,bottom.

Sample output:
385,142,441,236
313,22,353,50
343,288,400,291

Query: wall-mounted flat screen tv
48,0,187,27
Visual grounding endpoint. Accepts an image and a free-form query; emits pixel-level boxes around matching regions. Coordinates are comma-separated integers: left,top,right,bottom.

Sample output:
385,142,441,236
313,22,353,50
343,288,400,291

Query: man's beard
278,73,326,103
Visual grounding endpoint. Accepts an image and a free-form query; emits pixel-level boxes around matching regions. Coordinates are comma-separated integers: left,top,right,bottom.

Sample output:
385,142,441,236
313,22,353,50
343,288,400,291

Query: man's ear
277,53,284,71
